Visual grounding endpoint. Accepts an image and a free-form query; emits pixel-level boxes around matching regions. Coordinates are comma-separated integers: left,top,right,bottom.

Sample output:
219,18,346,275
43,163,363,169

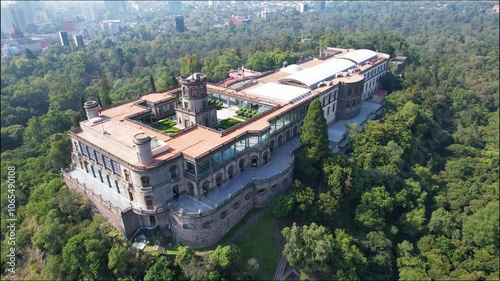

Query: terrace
168,137,300,214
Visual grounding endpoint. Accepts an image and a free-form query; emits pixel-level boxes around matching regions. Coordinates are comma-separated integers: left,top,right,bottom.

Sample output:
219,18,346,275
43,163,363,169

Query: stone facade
64,48,389,249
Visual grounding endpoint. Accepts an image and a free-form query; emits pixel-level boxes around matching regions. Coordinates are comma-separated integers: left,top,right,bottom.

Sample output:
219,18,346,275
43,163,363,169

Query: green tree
149,74,157,92
144,256,178,281
269,194,294,218
99,73,112,108
108,244,130,276
299,98,330,179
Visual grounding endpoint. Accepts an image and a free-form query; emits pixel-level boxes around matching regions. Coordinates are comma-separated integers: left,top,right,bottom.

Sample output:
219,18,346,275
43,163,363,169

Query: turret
133,133,153,165
84,100,99,120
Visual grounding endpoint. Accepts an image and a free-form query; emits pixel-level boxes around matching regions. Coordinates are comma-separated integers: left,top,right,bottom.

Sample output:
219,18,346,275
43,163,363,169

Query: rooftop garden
216,117,244,130
153,118,181,133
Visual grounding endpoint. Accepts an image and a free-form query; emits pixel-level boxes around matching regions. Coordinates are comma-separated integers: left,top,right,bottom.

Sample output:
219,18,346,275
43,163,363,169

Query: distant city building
1,5,26,34
175,16,185,32
15,1,34,24
1,25,50,56
62,20,77,33
230,15,251,25
169,1,182,14
260,10,274,19
104,0,126,15
58,30,70,46
82,3,98,21
74,35,84,48
319,1,326,11
101,20,122,34
296,3,309,13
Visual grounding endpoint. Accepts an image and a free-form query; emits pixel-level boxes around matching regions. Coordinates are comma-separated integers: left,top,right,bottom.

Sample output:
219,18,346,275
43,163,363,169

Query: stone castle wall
169,162,294,248
63,173,129,235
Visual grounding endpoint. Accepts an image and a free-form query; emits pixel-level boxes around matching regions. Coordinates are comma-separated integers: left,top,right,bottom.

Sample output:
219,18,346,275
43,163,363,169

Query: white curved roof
278,58,356,89
281,64,305,74
245,83,311,104
338,49,377,65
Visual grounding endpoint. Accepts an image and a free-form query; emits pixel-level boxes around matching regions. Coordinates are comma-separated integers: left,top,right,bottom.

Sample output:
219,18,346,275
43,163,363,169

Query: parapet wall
62,172,129,237
169,162,294,248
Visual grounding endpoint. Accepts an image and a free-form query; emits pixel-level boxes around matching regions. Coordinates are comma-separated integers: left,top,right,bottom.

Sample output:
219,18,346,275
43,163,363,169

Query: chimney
84,100,99,120
134,133,154,165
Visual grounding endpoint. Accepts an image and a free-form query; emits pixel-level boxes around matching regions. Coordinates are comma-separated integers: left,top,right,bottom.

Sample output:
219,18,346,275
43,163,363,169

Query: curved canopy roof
278,58,356,89
337,49,377,65
245,82,311,104
281,64,305,74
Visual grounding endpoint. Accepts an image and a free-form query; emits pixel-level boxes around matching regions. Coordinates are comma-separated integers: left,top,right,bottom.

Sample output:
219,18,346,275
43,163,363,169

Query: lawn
235,211,286,280
216,117,244,130
153,118,181,133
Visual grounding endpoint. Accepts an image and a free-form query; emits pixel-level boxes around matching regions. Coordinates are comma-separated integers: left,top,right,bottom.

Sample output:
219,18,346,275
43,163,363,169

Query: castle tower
175,73,217,129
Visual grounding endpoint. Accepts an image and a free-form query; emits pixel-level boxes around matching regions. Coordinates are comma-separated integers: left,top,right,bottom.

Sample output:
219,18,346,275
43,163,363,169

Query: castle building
63,48,389,248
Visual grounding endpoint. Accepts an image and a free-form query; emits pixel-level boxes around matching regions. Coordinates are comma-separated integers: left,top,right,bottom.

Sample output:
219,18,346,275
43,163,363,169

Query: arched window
124,169,130,182
145,196,154,210
141,176,150,187
270,140,275,152
285,130,290,141
173,185,179,194
188,182,195,196
346,101,350,109
228,166,234,179
251,156,258,168
292,126,298,137
263,152,269,165
190,87,197,98
216,173,223,187
170,166,178,179
245,192,252,200
239,159,245,172
203,181,209,195
182,87,188,97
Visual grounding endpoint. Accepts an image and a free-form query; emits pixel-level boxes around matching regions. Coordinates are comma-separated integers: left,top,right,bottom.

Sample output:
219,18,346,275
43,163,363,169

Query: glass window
186,162,195,174
197,158,211,175
261,132,269,144
170,166,178,178
112,160,121,175
235,139,246,154
141,176,151,187
211,152,222,168
88,146,96,160
80,143,88,156
95,151,103,165
103,156,112,170
248,136,259,148
145,196,154,209
223,146,235,160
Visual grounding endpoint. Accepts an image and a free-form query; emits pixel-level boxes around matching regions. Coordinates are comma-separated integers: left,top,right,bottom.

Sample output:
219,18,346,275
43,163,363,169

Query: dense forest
1,1,498,280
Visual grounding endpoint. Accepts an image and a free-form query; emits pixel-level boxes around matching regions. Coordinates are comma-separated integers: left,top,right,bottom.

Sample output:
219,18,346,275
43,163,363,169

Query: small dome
282,64,305,74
